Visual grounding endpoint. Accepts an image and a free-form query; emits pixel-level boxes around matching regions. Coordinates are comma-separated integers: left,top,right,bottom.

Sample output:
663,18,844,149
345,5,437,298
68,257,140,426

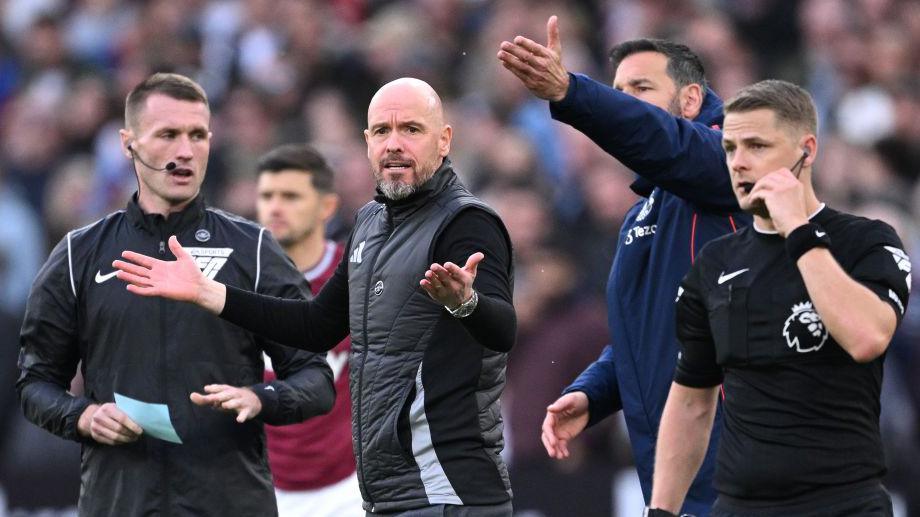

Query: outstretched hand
114,235,227,314
497,15,570,101
190,384,263,423
420,252,484,310
541,391,590,459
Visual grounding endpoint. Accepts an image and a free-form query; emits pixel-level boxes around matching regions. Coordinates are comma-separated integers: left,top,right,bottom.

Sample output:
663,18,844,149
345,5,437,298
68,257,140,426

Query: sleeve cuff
251,382,280,422
66,397,96,443
561,385,606,428
863,280,907,322
549,73,579,114
673,366,723,389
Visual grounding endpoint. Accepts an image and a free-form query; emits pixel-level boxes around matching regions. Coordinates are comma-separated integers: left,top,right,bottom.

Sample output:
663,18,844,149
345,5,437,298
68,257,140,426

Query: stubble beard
275,223,315,248
668,94,683,117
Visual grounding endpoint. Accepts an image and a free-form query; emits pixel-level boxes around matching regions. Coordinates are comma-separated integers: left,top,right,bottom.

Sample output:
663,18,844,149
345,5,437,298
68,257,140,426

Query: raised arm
755,170,911,362
498,16,736,211
549,75,734,211
114,235,349,352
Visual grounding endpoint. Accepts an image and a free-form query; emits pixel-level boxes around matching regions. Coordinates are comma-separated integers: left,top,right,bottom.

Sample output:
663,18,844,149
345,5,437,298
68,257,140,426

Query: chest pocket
709,285,752,365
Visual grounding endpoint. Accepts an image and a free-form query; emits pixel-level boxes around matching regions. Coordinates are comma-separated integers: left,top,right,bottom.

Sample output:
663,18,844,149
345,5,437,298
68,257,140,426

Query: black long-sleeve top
221,208,515,353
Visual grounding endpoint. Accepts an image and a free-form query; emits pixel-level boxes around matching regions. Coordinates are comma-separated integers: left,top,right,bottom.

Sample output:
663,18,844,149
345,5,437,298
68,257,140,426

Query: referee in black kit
645,80,911,517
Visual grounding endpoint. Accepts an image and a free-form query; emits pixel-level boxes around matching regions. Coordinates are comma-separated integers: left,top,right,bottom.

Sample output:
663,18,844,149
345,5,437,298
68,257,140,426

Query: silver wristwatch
446,290,479,318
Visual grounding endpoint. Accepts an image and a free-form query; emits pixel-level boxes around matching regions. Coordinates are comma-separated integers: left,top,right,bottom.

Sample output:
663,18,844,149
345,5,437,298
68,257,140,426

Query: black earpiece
790,148,809,178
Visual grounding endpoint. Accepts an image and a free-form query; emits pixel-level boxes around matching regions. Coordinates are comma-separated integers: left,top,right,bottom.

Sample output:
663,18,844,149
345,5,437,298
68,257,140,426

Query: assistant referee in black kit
645,80,911,517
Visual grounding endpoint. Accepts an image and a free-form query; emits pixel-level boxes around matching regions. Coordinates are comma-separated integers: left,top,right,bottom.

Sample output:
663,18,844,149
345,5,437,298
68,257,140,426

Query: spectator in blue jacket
498,16,749,516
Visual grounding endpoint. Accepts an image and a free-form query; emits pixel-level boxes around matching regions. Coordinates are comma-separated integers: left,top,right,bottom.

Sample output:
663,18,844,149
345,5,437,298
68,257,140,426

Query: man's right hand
114,235,227,314
78,403,143,445
541,391,589,459
497,15,570,102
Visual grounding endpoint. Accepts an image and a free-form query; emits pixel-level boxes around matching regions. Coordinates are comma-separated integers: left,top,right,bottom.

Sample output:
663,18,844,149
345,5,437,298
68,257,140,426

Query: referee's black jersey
673,204,911,503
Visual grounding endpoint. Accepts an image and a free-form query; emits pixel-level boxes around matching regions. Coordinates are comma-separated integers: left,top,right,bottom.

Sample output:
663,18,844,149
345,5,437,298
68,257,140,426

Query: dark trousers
712,484,892,517
367,501,513,517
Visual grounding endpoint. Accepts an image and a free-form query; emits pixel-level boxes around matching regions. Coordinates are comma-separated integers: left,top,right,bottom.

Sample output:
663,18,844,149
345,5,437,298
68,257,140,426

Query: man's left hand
190,384,263,423
420,252,484,310
748,168,809,237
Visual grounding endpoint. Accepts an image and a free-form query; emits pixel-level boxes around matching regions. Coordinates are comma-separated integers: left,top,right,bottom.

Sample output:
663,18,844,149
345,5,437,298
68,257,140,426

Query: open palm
541,391,589,459
114,235,205,303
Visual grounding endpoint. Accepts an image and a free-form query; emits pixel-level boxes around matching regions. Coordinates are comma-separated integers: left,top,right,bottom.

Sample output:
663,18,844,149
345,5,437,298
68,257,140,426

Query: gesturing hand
497,15,570,101
114,235,227,314
420,252,484,310
190,384,263,423
541,392,589,460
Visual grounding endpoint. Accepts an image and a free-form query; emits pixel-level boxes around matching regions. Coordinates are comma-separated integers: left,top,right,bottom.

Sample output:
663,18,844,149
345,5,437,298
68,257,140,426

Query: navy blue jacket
555,73,750,515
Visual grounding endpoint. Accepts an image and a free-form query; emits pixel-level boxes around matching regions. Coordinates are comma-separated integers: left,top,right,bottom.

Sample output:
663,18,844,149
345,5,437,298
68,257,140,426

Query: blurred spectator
506,247,617,517
1,95,66,212
1,1,919,514
0,173,45,316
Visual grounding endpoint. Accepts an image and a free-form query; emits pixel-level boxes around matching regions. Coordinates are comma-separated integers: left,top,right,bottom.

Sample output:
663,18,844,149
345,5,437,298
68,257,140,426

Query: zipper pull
159,241,166,255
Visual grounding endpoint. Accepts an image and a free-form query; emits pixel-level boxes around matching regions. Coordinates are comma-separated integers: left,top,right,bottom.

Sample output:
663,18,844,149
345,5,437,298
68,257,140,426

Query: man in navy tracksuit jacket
499,20,749,515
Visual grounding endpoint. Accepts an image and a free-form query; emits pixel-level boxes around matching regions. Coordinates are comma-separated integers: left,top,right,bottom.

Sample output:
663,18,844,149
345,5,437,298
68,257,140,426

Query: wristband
643,508,679,517
785,223,831,263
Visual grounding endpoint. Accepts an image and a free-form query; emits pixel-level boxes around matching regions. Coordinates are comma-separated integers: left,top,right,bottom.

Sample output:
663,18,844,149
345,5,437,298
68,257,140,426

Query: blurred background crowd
0,0,918,515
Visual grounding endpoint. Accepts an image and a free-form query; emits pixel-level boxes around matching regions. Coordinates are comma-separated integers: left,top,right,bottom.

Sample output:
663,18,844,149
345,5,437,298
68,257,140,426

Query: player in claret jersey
256,144,362,517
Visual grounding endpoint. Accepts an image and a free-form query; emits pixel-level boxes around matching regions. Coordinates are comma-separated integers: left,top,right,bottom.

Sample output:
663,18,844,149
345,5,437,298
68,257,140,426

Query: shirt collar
126,193,207,236
752,203,827,234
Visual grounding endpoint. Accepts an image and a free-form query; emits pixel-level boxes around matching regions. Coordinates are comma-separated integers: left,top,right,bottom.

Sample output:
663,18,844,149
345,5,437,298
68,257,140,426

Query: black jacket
17,195,335,516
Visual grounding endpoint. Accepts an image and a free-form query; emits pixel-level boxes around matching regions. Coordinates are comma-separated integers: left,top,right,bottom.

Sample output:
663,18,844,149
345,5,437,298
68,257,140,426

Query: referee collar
753,203,827,234
126,193,207,236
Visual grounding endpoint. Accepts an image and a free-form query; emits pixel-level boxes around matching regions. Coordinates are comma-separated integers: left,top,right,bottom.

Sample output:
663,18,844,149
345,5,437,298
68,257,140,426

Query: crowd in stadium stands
0,0,918,515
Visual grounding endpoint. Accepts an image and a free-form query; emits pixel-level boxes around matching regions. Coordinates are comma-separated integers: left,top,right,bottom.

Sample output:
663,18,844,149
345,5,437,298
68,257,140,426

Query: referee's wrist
643,508,679,517
785,222,831,263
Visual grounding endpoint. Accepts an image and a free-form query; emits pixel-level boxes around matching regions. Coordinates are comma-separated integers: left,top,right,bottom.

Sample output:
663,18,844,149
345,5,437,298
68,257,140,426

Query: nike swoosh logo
718,268,750,285
815,231,826,237
95,270,119,284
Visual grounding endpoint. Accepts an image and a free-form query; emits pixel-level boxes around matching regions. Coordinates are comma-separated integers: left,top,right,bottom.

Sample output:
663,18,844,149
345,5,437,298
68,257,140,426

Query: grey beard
377,179,418,201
